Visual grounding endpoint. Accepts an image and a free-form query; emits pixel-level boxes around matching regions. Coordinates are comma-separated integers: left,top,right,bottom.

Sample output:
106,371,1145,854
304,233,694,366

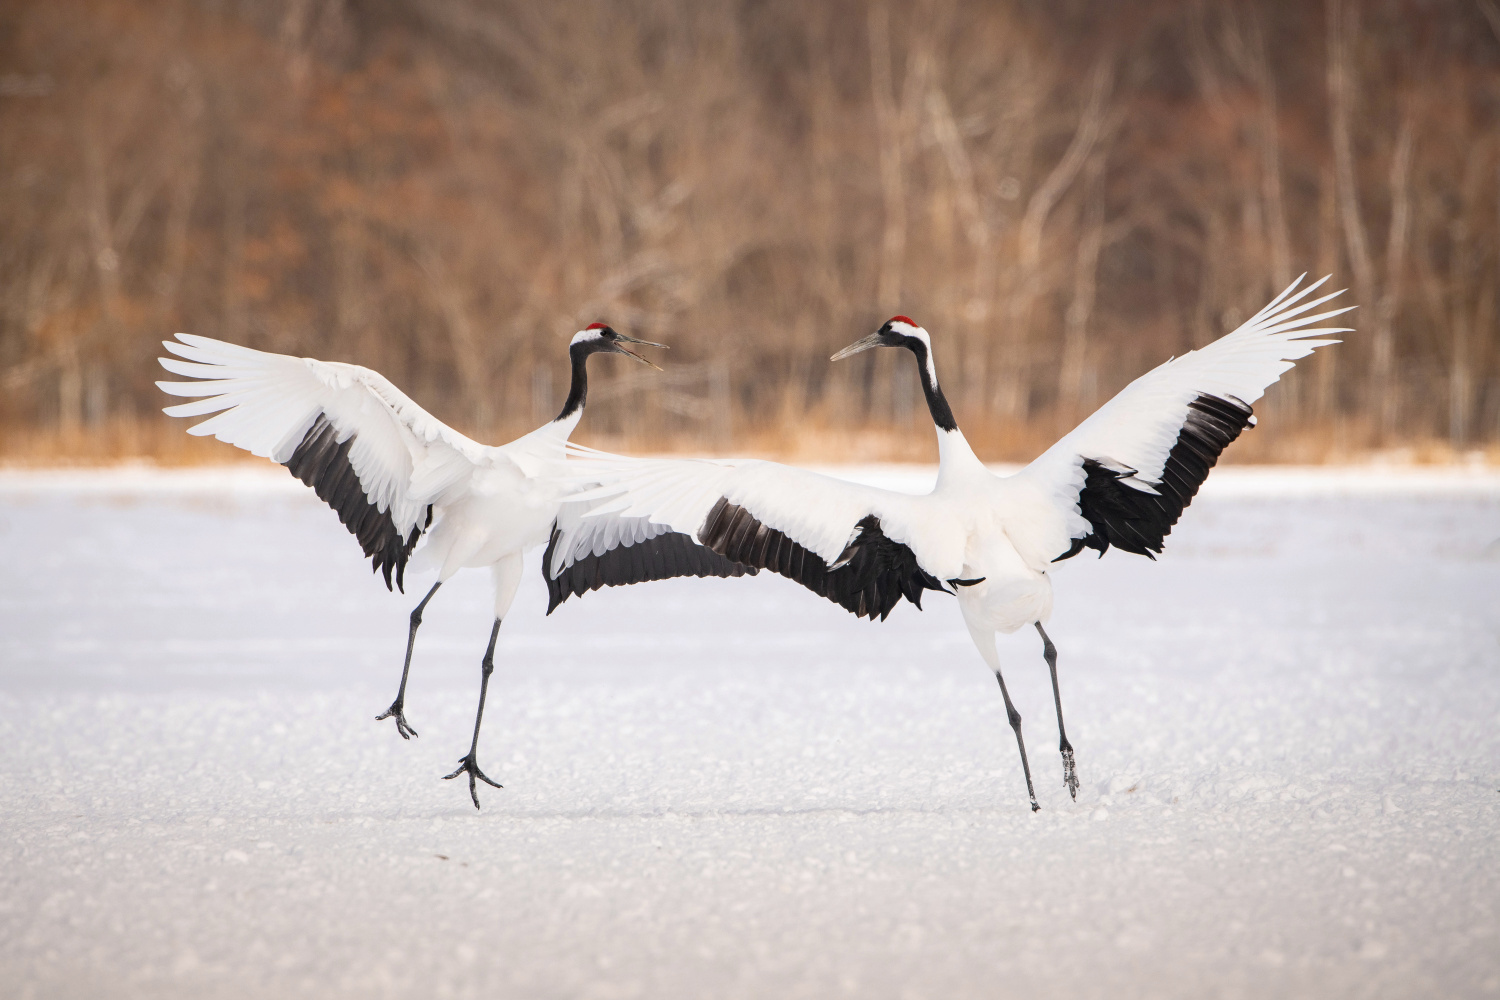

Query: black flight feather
283,413,429,593
543,524,756,614
1054,393,1253,562
698,499,946,621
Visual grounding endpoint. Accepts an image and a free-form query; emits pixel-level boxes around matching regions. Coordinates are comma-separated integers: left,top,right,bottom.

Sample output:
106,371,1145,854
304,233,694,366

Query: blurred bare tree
1,0,1498,462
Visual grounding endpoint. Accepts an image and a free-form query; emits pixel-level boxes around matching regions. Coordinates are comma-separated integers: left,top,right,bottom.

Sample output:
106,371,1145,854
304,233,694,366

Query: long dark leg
1035,622,1077,800
444,617,504,809
376,581,442,739
993,667,1040,812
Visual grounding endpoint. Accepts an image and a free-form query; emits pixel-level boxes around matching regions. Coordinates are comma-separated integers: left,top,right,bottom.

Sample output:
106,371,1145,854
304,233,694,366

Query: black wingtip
1072,394,1253,560
700,503,946,621
543,520,752,611
284,414,427,592
542,526,567,614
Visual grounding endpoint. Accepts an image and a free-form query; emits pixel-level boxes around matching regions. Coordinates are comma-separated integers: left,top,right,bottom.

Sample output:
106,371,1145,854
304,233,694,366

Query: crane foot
1061,745,1078,801
443,754,503,809
375,700,419,740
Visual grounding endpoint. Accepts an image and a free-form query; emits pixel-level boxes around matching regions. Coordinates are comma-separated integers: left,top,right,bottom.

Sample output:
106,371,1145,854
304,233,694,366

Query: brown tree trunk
1059,156,1105,413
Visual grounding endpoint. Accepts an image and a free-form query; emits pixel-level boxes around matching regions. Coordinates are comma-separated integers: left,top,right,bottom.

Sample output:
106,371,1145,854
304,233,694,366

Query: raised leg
444,617,505,809
992,667,1040,812
1035,622,1077,801
376,581,442,739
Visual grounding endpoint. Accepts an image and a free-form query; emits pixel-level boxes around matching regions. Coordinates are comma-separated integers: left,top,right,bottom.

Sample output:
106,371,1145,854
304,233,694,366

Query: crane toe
375,702,419,740
443,754,503,809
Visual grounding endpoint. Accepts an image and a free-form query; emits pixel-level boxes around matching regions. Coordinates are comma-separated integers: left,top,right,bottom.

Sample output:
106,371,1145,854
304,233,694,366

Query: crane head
573,323,667,370
830,316,929,362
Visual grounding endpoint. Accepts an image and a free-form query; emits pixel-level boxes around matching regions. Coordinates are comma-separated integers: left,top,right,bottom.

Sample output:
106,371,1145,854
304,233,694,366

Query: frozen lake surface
3,464,1499,999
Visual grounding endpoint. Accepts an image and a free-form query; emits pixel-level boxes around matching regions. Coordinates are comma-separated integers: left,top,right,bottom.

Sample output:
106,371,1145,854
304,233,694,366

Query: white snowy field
2,464,1498,1000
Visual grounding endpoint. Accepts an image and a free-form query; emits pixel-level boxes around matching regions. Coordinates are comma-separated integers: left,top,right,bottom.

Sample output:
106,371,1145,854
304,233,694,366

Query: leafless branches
1,0,1498,460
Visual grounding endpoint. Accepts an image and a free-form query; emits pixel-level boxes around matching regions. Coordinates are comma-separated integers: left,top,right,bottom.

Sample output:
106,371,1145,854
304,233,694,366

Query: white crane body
559,275,1354,810
157,326,750,807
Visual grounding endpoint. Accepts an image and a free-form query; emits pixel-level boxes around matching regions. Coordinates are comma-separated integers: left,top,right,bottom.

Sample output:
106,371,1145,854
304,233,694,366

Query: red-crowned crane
555,276,1353,811
156,325,751,807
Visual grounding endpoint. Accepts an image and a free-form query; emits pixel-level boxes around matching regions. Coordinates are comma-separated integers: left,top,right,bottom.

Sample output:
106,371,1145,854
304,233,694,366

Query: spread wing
542,502,757,613
561,451,961,620
1018,275,1352,561
156,333,504,590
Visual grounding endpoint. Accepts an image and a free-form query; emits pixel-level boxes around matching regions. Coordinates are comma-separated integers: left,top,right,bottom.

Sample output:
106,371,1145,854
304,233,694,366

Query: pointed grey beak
612,334,666,370
830,333,884,362
615,333,668,349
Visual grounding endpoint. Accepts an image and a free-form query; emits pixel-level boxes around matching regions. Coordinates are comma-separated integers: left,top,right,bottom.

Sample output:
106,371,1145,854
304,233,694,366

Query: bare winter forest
2,0,1499,462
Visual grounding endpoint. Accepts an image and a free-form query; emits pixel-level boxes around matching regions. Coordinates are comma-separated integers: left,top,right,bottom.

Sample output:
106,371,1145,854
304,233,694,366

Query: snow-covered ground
2,464,1498,999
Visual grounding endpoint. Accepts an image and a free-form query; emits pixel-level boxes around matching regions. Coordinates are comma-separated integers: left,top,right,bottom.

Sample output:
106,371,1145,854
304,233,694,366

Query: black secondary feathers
1057,393,1254,561
543,525,756,613
284,413,427,592
699,498,946,620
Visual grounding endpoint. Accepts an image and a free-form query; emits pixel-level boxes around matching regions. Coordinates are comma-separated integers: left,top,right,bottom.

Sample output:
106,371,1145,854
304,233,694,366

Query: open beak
612,334,667,371
830,332,885,362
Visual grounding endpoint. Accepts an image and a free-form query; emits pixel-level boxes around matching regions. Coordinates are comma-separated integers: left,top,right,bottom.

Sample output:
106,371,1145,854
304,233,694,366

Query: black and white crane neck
554,323,666,424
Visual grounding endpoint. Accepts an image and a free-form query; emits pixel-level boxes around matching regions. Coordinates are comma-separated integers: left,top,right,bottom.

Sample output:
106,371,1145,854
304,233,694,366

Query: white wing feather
156,333,502,538
547,501,678,578
567,275,1347,579
1016,274,1352,524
